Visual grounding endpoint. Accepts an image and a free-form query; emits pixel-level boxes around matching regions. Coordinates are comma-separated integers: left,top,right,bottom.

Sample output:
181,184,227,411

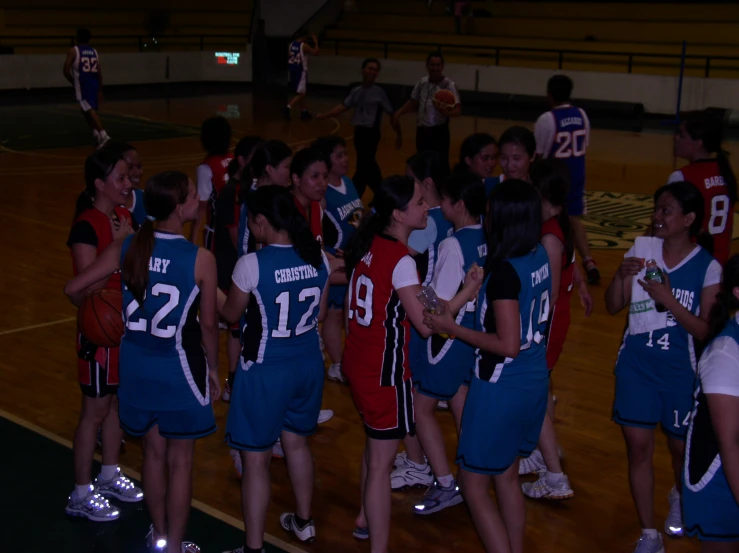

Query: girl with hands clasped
65,171,220,553
605,181,722,553
425,180,552,553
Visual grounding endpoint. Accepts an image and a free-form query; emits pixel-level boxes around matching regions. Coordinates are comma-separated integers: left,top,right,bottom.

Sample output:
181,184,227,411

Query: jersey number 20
554,130,587,159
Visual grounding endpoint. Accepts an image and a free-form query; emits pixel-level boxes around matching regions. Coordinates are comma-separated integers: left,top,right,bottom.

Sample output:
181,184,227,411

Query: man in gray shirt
392,52,461,175
318,58,402,197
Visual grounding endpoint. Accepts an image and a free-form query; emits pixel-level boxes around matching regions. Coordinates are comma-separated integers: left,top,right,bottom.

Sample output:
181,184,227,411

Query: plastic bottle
645,259,667,313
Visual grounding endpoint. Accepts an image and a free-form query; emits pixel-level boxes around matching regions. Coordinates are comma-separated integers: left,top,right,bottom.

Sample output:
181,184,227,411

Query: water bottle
645,259,667,313
417,287,453,339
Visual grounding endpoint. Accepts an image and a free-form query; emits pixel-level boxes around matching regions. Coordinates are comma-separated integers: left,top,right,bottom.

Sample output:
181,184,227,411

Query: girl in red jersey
519,159,593,497
291,147,329,244
342,176,481,552
65,150,143,521
669,110,738,266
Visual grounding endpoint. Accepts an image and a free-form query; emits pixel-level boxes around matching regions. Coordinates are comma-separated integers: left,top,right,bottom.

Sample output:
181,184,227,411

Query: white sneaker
222,381,232,403
521,472,574,500
230,449,243,477
391,456,433,490
317,409,334,424
413,479,464,515
519,448,546,475
664,487,683,536
95,467,144,502
272,439,284,459
146,524,167,553
280,512,316,543
65,484,120,522
437,400,449,410
327,363,344,382
181,543,201,553
394,451,408,468
633,533,664,553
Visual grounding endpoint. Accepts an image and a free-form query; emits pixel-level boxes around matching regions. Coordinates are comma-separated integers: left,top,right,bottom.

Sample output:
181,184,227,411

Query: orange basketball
77,288,124,348
434,89,457,106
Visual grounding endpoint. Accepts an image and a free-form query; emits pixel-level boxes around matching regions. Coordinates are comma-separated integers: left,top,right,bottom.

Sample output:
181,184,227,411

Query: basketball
77,288,124,348
434,89,457,106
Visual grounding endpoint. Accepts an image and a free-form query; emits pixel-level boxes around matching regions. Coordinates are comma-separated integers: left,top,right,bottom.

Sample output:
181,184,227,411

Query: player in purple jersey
63,28,110,148
535,75,600,285
284,28,319,121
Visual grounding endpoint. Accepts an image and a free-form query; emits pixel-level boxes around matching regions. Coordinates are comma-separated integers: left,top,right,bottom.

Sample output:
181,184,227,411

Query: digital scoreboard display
215,52,240,65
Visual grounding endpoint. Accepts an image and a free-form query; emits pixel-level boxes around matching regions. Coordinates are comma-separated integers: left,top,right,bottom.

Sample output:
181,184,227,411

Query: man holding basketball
393,52,460,175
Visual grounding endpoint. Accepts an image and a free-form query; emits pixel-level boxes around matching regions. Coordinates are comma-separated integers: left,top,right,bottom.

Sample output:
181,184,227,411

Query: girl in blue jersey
312,135,364,382
220,186,330,553
65,171,221,553
412,171,487,516
454,133,498,188
391,151,453,491
683,255,739,551
485,126,535,196
605,181,722,553
425,179,551,553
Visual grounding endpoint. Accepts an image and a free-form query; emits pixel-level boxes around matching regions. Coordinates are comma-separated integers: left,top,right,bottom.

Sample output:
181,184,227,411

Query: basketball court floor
1,87,736,553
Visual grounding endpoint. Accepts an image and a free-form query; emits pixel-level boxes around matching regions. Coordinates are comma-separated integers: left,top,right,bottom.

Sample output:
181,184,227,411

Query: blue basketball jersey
119,232,208,411
240,245,329,369
288,40,306,81
547,105,588,190
617,246,719,389
237,179,258,258
129,188,147,228
322,176,363,255
73,45,100,100
424,225,487,365
475,245,551,386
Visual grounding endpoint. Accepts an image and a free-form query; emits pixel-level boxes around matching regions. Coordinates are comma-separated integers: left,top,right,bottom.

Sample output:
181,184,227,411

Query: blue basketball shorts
415,336,474,401
119,401,216,440
225,357,324,452
456,376,548,475
683,464,739,542
613,360,695,439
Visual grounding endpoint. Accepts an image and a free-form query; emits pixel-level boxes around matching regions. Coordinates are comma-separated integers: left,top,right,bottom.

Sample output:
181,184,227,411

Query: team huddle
61,57,739,553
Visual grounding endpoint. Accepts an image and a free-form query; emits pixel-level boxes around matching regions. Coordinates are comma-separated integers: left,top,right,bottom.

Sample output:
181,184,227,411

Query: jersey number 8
554,129,587,159
708,194,730,235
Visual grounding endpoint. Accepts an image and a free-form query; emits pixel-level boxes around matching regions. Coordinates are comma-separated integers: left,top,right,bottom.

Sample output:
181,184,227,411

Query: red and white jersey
294,198,324,244
343,235,420,387
197,154,233,205
542,217,574,369
669,159,734,266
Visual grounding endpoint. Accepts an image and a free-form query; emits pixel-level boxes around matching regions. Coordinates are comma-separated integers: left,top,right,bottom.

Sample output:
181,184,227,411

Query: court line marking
0,210,71,231
0,408,309,553
0,317,76,337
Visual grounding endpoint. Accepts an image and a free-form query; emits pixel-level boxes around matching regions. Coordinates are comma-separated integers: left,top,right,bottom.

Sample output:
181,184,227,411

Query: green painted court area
0,106,198,151
0,416,292,553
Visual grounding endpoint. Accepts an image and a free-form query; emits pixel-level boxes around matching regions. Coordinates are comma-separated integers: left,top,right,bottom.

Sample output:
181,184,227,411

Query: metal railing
0,34,249,53
326,37,739,78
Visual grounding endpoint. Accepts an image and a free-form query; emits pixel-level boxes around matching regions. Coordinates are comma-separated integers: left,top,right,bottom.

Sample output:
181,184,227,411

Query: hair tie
146,215,156,222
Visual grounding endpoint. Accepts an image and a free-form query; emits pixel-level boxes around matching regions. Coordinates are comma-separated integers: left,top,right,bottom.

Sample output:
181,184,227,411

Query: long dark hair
74,149,125,221
200,116,232,156
122,172,190,305
344,175,416,274
455,133,497,173
251,140,292,181
654,180,708,249
707,254,739,342
499,125,536,158
247,185,323,269
229,135,264,179
102,140,136,157
290,147,327,185
531,159,575,265
683,110,737,204
438,171,486,219
485,179,542,272
311,135,346,173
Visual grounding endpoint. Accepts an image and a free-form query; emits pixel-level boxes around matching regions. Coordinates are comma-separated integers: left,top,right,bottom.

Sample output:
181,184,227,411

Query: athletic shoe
327,363,344,382
437,400,449,410
222,381,232,403
391,456,433,490
146,524,167,553
521,472,574,500
280,513,316,543
181,543,201,553
95,467,144,502
394,450,428,469
413,479,464,515
353,526,369,540
518,448,546,475
583,258,600,285
317,409,334,424
632,533,664,553
272,439,284,459
664,487,683,536
65,485,120,522
230,448,243,477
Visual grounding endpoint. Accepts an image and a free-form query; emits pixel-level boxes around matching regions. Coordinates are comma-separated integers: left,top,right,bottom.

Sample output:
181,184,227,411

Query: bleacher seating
323,1,739,78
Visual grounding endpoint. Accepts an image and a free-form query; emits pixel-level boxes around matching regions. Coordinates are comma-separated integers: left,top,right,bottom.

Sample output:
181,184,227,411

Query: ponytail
530,159,575,264
229,135,264,179
288,210,323,269
122,171,189,305
344,175,416,274
706,254,739,342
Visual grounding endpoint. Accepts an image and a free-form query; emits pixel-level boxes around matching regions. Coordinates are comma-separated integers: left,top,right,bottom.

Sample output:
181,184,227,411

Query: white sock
92,129,101,139
437,474,454,488
99,464,118,481
408,458,427,469
74,483,92,498
642,529,659,538
545,471,564,486
99,130,109,140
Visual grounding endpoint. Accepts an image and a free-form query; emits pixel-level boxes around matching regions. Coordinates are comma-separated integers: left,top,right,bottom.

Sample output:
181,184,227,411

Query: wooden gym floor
1,89,737,553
